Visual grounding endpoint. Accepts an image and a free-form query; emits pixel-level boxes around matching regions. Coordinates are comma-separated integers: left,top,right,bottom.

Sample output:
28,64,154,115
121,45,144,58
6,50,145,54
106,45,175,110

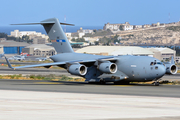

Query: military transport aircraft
5,18,178,86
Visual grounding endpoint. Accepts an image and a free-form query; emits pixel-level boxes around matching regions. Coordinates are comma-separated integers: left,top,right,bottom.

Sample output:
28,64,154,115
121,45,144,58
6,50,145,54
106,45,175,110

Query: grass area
131,80,180,85
0,74,180,85
0,74,85,82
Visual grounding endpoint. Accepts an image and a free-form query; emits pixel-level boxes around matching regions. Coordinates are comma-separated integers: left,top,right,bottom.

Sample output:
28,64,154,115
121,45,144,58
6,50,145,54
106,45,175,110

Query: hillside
115,23,180,45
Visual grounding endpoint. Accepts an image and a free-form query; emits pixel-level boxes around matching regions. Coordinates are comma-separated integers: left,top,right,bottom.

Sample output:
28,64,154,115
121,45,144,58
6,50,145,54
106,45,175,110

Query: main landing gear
99,79,106,84
152,79,160,86
153,81,159,86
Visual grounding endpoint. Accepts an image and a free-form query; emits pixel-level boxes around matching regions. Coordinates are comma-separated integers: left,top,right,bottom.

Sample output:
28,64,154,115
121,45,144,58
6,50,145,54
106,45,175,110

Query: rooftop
25,44,55,51
76,46,154,55
0,40,29,47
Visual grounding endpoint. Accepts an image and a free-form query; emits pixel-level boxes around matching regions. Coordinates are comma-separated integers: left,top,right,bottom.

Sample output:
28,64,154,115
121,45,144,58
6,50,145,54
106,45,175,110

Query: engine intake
166,64,178,75
98,62,117,74
68,64,87,76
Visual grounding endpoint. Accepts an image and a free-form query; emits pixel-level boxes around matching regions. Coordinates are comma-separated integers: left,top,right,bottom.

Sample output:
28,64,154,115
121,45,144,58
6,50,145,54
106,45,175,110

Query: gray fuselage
50,53,166,82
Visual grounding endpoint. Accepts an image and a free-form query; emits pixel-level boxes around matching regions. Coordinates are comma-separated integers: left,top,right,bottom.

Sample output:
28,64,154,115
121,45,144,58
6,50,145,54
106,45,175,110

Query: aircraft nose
158,65,166,77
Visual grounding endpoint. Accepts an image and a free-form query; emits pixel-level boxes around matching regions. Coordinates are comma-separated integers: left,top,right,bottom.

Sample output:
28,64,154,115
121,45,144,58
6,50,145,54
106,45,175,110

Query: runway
1,66,180,119
0,79,180,98
0,80,180,120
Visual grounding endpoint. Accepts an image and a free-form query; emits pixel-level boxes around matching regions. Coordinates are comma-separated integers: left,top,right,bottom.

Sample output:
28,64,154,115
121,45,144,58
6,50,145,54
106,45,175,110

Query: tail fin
11,18,74,54
41,18,74,53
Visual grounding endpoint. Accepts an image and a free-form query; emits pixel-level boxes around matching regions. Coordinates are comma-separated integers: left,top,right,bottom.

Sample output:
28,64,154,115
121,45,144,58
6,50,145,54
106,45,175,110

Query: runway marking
33,82,63,84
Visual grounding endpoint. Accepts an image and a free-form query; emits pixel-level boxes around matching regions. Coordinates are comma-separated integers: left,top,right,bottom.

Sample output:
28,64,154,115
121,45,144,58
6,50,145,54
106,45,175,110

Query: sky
0,0,180,26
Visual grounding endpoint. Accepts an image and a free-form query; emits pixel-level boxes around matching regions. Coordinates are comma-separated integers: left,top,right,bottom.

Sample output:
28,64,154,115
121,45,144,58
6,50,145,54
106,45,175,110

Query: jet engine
165,64,178,75
68,64,87,76
98,62,117,74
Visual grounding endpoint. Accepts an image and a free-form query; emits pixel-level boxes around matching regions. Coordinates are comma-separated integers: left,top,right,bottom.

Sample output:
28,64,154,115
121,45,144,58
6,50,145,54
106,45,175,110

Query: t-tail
11,18,74,54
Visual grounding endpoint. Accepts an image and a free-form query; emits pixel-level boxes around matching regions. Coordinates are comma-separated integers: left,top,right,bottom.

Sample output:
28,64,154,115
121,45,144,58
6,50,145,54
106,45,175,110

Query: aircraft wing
5,56,117,70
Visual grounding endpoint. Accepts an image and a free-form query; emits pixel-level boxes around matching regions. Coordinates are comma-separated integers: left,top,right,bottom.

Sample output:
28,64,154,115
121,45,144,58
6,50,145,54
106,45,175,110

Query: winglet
5,56,14,69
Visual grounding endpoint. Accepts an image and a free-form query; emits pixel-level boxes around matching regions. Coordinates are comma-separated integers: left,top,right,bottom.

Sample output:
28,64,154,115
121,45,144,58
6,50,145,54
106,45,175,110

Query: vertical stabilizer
41,18,74,53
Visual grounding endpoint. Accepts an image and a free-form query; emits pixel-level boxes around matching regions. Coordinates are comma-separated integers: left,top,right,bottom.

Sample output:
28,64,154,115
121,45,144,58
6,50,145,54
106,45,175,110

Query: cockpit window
150,61,163,66
156,62,162,65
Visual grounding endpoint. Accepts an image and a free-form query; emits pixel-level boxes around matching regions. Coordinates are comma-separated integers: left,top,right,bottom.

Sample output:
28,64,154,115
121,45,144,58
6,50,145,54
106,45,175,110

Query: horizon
0,25,103,35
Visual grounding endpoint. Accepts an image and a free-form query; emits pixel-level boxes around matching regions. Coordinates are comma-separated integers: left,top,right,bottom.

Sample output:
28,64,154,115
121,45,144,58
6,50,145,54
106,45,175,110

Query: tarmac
0,80,180,119
0,65,180,119
0,89,180,120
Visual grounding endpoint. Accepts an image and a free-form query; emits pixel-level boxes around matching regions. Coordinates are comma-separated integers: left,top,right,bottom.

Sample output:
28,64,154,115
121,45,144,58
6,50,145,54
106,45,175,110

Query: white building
146,47,176,61
77,27,93,34
103,23,121,31
76,46,154,56
79,33,85,38
124,25,133,31
10,30,49,41
22,44,56,56
134,25,142,29
103,22,134,31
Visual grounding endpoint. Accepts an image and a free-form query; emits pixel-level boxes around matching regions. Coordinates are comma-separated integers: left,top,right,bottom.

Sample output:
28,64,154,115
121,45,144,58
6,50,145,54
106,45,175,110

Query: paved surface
0,79,180,98
0,65,180,119
0,89,180,120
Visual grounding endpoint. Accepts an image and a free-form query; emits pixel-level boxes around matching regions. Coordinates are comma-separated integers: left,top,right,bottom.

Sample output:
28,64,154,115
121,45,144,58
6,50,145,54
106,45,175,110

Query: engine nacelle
98,62,117,74
165,64,178,75
68,64,87,76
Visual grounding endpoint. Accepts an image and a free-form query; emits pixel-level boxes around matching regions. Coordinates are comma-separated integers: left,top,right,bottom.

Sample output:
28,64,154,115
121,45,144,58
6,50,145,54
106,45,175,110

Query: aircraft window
150,62,153,65
155,66,158,69
156,62,162,65
154,60,156,65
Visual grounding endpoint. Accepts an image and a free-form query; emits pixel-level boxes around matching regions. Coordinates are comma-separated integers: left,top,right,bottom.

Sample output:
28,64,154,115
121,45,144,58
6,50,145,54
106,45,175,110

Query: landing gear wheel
100,79,106,84
153,82,159,86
